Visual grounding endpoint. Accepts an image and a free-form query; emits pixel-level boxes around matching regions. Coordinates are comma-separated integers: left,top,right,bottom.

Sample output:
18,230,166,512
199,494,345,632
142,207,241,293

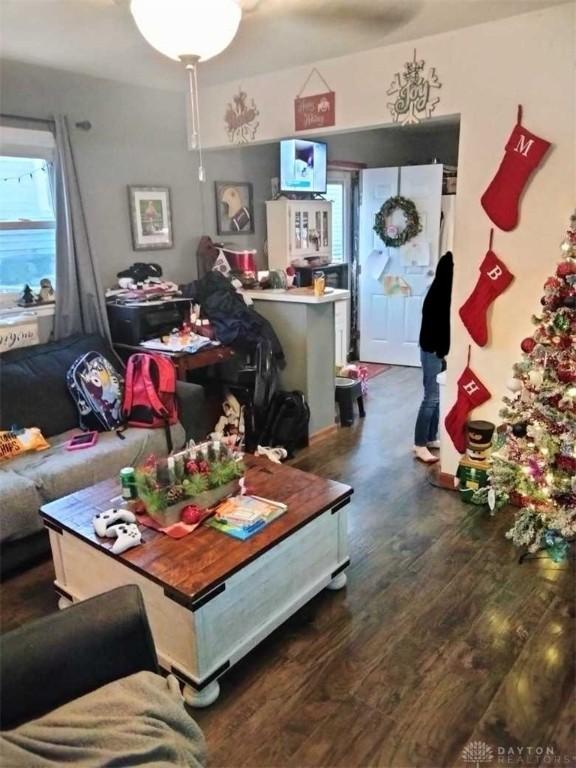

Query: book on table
205,495,287,540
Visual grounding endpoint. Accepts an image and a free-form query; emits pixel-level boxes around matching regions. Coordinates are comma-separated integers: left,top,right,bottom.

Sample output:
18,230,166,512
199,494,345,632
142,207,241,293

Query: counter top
242,288,350,305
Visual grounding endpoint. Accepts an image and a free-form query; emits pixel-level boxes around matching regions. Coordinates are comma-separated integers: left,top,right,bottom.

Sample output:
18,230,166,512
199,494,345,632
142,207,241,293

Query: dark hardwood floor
1,366,574,767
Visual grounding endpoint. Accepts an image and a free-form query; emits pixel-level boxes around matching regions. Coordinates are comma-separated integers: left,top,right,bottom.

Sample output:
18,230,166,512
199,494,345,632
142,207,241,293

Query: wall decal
387,49,442,125
225,89,260,144
294,68,335,131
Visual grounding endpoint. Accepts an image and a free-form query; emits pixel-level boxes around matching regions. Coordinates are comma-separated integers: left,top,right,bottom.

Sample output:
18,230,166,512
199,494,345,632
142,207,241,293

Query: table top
114,342,235,365
40,455,352,606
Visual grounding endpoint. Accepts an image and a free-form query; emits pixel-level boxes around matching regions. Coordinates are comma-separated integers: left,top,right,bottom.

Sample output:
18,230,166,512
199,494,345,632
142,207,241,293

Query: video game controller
92,509,136,538
105,523,142,555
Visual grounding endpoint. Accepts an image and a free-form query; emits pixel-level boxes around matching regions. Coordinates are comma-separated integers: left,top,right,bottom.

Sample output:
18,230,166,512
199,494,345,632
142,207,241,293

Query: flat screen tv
280,139,327,194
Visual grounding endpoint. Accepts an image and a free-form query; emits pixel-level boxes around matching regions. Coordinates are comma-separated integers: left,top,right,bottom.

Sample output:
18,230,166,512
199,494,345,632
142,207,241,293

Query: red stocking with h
459,230,514,347
481,105,551,232
445,356,491,453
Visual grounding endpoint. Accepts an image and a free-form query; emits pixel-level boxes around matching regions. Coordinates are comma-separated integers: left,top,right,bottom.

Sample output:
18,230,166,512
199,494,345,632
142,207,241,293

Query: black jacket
419,251,453,359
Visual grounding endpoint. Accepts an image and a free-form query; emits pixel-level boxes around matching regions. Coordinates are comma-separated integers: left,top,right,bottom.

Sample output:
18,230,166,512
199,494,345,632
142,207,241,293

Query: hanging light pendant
130,0,242,179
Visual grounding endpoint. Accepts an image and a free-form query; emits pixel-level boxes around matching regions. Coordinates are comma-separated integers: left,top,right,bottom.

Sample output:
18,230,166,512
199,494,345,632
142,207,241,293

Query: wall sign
387,49,442,125
0,317,39,353
225,89,260,144
294,68,335,131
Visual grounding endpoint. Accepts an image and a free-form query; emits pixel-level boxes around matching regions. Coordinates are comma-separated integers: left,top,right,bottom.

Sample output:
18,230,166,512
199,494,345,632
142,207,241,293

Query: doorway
314,117,460,365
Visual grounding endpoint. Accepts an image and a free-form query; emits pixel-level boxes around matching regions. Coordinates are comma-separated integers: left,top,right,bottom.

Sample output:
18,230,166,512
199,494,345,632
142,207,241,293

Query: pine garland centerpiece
373,195,422,248
135,440,245,524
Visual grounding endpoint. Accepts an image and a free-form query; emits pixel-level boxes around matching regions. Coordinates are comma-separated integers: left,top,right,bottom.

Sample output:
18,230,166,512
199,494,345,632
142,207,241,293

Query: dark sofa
0,586,206,766
0,334,208,576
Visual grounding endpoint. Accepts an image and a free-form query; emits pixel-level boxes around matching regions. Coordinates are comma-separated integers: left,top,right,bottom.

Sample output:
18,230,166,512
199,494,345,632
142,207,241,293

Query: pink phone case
66,432,98,451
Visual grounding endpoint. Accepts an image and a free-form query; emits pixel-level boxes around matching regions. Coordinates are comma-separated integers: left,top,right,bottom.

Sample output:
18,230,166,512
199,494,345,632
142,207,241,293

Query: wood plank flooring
1,366,574,768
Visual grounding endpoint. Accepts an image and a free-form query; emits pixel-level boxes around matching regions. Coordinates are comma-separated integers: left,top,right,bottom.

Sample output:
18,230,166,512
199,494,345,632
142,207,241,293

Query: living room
0,1,575,766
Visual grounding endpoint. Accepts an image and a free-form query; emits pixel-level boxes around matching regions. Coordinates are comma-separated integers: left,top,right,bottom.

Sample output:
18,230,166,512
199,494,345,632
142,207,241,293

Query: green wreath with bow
373,195,422,247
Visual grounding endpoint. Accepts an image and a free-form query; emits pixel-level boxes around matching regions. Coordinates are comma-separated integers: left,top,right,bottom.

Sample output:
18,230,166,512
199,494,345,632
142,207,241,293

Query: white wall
200,3,576,473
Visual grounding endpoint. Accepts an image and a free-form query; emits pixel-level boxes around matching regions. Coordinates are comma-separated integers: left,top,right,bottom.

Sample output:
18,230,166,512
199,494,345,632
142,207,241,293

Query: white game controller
93,509,136,537
105,522,142,555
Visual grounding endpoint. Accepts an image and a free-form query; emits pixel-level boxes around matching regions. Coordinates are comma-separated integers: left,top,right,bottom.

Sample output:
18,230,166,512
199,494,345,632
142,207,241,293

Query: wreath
373,195,422,248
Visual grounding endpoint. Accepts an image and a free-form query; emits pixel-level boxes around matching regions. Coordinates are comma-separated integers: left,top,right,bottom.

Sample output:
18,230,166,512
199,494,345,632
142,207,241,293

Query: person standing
413,251,454,463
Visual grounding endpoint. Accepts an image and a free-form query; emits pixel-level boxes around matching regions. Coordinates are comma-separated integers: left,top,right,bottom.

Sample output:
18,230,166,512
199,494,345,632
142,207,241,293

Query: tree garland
373,195,422,247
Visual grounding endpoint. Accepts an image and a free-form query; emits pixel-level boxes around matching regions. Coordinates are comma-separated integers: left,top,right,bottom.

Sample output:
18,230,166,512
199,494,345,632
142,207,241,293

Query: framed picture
128,186,173,250
215,181,254,235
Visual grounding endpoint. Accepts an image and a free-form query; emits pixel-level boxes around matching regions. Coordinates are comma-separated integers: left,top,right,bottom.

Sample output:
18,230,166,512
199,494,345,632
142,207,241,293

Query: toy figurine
37,278,55,304
456,420,495,503
17,284,35,306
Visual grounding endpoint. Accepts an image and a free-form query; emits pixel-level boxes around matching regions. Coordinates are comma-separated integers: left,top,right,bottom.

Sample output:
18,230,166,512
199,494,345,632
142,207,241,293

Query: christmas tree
473,213,576,560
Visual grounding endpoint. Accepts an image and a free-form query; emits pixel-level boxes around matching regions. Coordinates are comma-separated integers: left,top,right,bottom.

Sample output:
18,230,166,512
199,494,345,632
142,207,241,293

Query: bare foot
413,446,440,464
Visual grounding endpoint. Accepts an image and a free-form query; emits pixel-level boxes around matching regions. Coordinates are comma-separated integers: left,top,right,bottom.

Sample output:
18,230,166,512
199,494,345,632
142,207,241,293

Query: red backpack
123,353,178,452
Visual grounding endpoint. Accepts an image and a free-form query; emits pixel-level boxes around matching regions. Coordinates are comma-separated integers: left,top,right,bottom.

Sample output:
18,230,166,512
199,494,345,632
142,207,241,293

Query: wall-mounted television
280,139,327,194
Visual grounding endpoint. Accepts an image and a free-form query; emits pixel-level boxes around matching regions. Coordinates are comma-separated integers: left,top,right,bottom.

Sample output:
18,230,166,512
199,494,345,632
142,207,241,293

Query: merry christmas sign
294,69,335,131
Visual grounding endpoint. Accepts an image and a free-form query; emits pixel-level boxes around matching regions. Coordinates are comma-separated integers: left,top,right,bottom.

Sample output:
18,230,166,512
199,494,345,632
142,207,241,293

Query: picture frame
215,181,254,235
128,185,173,251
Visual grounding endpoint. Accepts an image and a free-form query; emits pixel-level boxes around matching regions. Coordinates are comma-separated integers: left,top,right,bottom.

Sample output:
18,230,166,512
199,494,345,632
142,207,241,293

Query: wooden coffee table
40,456,352,707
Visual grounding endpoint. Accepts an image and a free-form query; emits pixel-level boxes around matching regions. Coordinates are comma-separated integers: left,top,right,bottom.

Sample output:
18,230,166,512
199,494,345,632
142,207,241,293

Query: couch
0,585,207,767
0,334,209,576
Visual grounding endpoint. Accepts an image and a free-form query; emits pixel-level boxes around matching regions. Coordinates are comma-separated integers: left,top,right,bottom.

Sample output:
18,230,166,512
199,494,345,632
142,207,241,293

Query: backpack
122,353,178,452
66,352,125,433
260,391,310,458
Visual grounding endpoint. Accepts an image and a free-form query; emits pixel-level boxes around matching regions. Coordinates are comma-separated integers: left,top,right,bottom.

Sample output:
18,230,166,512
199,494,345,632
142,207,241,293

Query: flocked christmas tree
473,213,576,560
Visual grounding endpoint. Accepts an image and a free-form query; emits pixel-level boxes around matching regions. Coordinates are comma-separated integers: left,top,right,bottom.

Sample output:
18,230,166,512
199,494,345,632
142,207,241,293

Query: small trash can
335,376,366,427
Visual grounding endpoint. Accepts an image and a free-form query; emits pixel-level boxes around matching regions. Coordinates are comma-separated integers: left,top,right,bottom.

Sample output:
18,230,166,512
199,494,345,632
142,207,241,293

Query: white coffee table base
47,501,349,707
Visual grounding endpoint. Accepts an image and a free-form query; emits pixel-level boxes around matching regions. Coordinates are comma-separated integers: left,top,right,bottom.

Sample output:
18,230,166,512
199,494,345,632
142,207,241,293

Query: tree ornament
373,196,422,248
521,337,536,354
506,377,523,393
553,312,570,333
562,295,576,309
512,422,528,438
528,369,544,387
557,261,576,278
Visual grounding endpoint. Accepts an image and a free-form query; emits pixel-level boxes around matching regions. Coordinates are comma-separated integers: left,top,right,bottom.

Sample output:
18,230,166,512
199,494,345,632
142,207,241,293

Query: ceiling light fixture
130,0,242,181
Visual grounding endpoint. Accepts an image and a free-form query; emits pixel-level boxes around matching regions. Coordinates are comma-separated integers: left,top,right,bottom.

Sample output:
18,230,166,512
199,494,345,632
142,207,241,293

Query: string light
1,162,51,184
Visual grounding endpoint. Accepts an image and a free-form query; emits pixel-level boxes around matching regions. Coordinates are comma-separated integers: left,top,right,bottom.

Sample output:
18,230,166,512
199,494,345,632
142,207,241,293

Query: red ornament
521,337,536,354
185,460,199,475
557,261,576,278
557,365,576,383
198,460,210,474
181,505,203,525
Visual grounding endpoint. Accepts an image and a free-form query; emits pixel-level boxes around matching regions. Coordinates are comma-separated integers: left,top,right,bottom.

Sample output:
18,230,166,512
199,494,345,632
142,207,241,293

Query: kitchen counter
247,288,351,438
242,288,350,305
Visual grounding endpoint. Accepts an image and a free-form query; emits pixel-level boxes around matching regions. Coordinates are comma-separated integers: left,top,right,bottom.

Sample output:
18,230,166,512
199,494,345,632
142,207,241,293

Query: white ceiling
0,0,569,92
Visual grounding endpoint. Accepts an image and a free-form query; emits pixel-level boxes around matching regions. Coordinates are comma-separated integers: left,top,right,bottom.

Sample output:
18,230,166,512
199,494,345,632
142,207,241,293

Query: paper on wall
366,249,391,280
380,275,412,296
400,240,430,267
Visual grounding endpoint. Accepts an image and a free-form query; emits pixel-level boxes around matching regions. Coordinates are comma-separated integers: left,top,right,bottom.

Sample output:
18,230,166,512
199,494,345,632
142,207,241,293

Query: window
0,125,56,301
325,182,345,263
0,157,55,295
326,170,352,263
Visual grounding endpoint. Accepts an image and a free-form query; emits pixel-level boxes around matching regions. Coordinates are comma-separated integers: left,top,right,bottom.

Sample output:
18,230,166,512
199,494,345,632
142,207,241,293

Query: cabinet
266,199,332,270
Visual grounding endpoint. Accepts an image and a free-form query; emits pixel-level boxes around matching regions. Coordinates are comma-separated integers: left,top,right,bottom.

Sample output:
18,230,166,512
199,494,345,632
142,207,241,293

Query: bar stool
335,376,366,427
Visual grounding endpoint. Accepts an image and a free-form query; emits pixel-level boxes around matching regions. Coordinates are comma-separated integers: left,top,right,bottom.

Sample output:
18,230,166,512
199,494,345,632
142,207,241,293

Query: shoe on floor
427,440,441,450
413,446,440,464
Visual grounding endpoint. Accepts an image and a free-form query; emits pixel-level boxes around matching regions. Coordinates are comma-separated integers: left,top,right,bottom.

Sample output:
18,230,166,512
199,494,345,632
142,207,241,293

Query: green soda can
120,467,137,500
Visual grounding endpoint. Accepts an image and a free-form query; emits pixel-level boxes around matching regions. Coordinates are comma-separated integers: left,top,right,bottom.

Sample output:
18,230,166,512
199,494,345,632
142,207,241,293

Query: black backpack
260,391,310,458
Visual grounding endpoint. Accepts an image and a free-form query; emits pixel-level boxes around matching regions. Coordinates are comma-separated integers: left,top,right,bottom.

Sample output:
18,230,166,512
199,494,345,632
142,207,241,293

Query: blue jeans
414,349,443,446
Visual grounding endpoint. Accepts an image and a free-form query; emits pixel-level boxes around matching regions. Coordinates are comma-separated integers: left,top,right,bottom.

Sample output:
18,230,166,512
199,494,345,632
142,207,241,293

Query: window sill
0,303,55,320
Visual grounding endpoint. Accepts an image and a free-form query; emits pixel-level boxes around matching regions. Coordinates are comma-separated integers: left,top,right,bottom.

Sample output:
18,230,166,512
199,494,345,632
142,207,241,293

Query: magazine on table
205,495,287,540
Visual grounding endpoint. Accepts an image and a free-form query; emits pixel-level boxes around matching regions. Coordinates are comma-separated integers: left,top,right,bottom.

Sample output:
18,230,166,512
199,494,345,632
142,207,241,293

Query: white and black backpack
66,351,125,432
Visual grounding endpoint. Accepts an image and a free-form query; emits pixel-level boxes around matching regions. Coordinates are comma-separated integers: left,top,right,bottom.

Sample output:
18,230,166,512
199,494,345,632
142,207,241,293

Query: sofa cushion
0,671,206,767
0,334,118,438
6,423,185,510
0,468,44,544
